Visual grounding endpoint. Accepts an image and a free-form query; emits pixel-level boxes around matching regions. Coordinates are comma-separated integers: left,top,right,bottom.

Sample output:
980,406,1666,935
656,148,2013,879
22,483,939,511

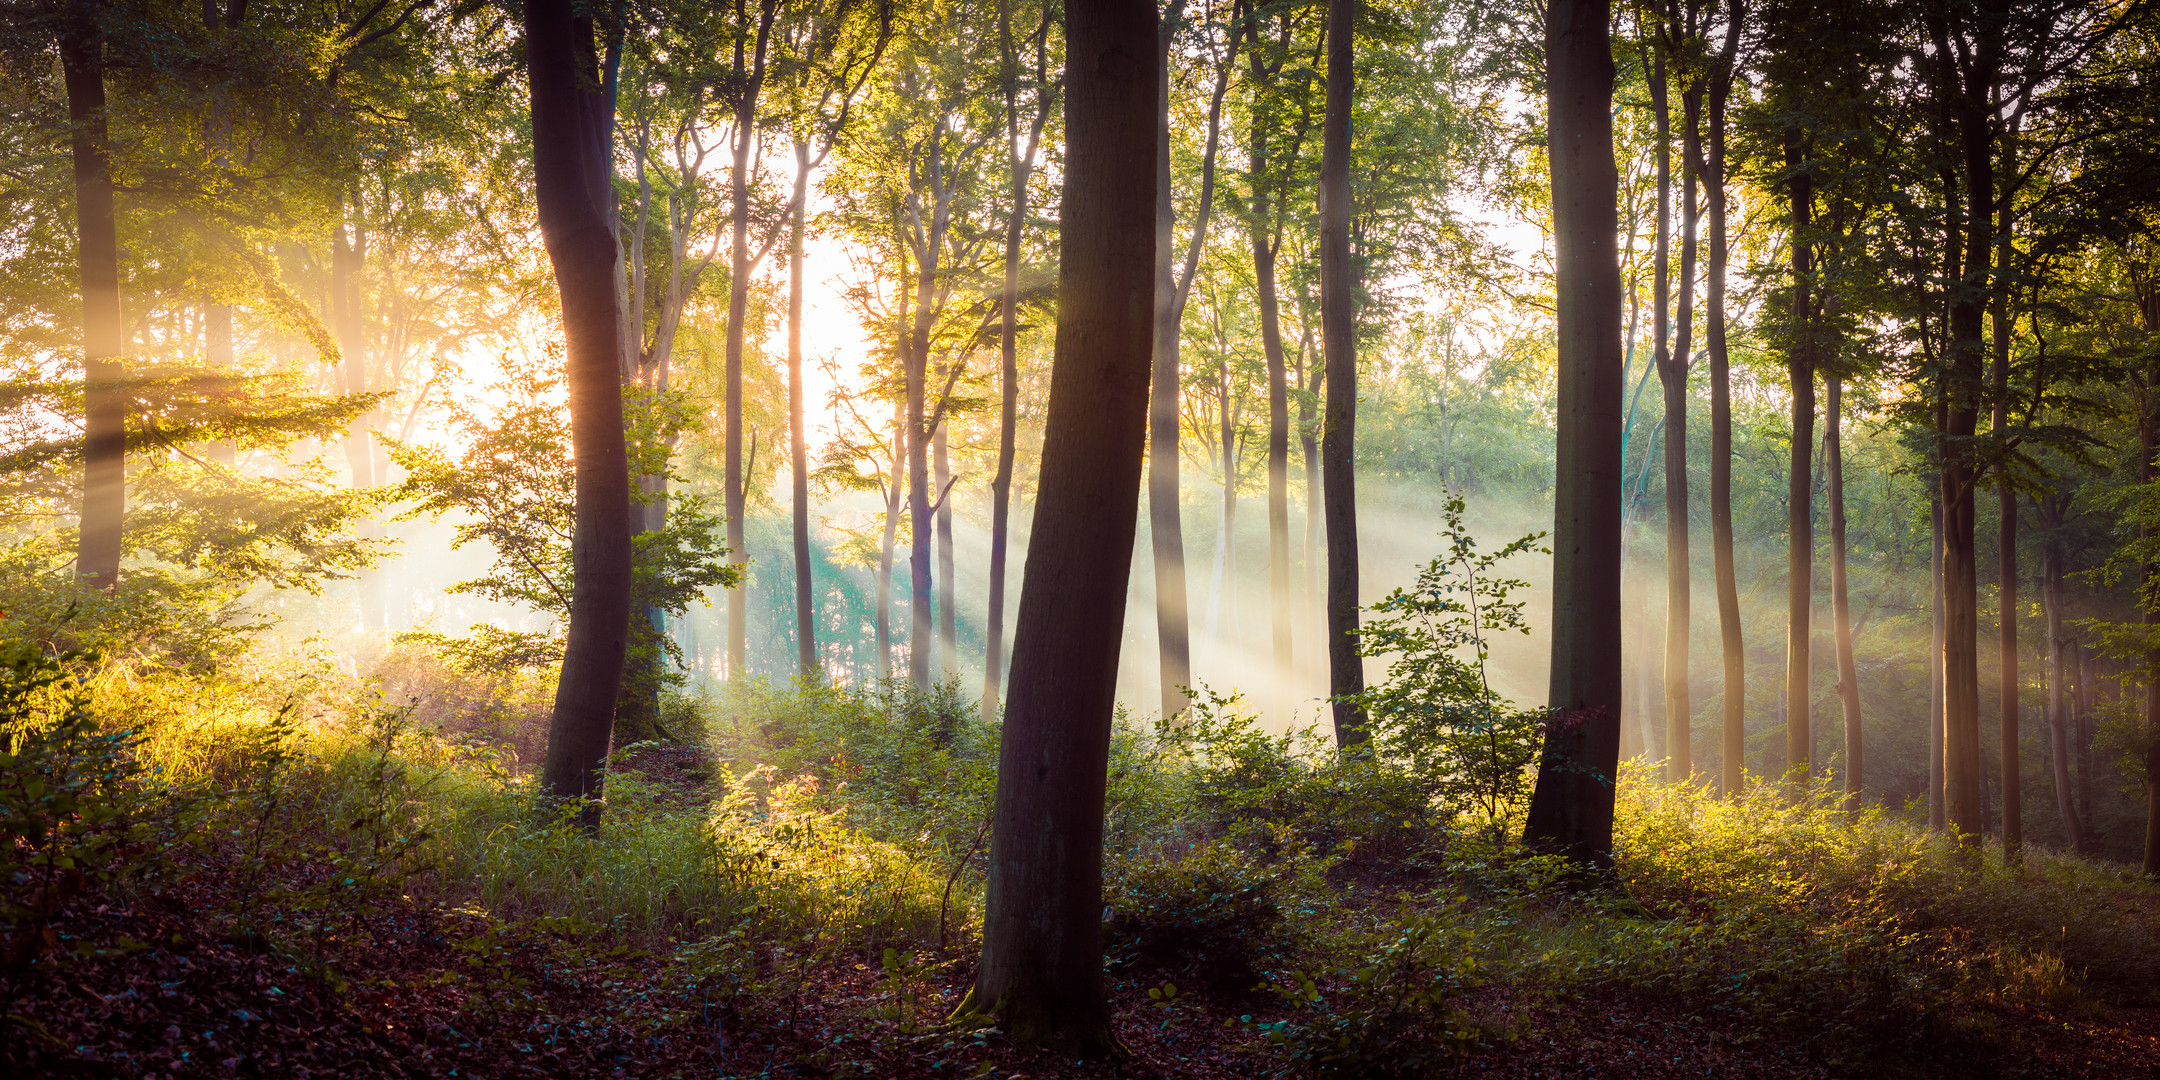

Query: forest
4,0,2160,1075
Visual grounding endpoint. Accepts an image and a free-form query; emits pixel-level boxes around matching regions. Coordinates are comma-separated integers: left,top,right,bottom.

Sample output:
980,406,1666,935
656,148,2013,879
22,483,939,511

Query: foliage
0,641,144,1030
1352,491,1549,836
389,355,738,716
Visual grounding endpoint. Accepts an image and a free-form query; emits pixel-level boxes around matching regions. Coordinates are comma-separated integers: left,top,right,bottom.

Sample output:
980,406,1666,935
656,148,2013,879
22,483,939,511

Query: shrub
1105,838,1292,991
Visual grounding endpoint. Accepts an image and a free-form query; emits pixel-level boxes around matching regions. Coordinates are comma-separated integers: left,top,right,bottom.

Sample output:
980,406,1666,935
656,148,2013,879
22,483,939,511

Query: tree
722,0,785,680
1237,0,1316,682
982,0,1053,723
955,0,1156,1050
1703,0,1744,795
59,0,123,590
772,0,894,683
1522,0,1624,870
1319,0,1361,744
523,0,635,821
1150,0,1235,724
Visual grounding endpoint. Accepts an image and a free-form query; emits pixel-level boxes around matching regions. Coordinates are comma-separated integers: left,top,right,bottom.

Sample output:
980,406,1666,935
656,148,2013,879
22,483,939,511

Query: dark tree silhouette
524,0,635,820
1320,0,1363,744
955,0,1157,1052
1522,0,1624,868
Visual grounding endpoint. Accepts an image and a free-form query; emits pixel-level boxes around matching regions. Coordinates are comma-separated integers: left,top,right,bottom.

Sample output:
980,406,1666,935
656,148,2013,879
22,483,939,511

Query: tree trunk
2142,364,2160,875
983,0,1049,724
789,144,816,683
1704,0,1743,797
1995,289,2020,863
1827,373,1863,808
1785,129,1815,782
1249,197,1293,680
1942,40,1997,848
957,0,1157,1048
1664,66,1701,783
878,399,905,679
61,0,124,591
1944,486,1961,829
526,0,634,820
1319,0,1362,744
2041,511,2080,851
724,4,777,680
905,134,948,689
935,417,957,682
1522,0,1623,870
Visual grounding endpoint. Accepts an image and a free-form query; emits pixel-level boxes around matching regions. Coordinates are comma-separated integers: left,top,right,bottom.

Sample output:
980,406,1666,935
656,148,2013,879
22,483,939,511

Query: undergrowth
6,640,2159,1076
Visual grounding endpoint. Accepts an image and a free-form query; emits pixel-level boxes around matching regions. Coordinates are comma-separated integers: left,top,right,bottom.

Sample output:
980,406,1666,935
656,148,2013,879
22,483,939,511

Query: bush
1105,838,1293,992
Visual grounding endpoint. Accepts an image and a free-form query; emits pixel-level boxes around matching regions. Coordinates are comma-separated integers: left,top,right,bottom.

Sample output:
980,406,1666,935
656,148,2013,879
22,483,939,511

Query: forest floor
14,745,2160,1080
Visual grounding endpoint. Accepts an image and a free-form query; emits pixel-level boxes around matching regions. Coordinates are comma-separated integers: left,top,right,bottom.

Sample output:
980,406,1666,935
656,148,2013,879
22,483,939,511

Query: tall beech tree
1318,0,1361,743
524,0,635,818
1522,0,1623,869
1237,0,1313,679
981,0,1053,723
956,0,1156,1049
1703,0,1744,795
1150,0,1234,724
60,0,124,590
774,0,893,683
722,0,783,679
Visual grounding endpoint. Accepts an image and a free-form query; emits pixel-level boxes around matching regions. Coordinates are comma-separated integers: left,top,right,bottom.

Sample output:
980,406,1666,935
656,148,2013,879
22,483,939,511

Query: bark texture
1522,0,1623,869
957,0,1157,1049
526,0,635,818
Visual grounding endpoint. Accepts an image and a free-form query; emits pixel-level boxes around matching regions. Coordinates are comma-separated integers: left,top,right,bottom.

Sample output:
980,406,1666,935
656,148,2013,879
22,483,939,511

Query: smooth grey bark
525,0,634,820
1522,0,1623,869
956,0,1157,1050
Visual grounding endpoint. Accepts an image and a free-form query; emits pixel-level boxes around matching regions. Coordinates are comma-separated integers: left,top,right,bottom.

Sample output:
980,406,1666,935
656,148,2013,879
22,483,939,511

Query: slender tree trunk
1319,0,1362,743
789,145,816,682
1995,295,2021,863
1785,130,1815,782
2142,366,2160,875
1248,201,1293,679
1664,73,1700,782
61,0,124,591
878,400,904,679
526,0,634,819
958,0,1157,1047
1827,373,1863,807
1522,0,1623,870
2042,518,2080,851
2076,645,2095,846
936,418,957,682
905,139,948,688
201,0,235,471
1943,45,1997,848
1704,0,1743,796
1301,339,1321,681
1944,486,1961,829
723,5,776,680
982,0,1047,723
